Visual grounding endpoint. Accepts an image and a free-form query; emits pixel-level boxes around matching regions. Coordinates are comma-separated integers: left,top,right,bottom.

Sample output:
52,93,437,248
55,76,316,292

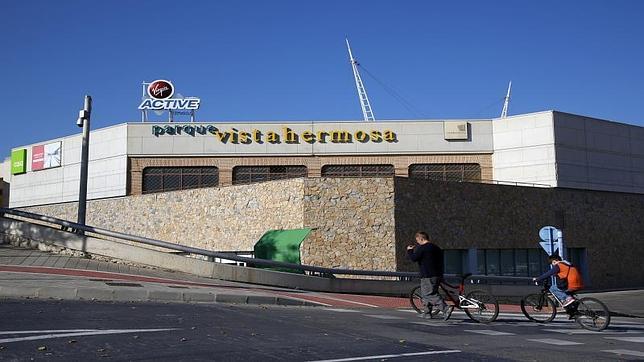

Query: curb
0,285,322,307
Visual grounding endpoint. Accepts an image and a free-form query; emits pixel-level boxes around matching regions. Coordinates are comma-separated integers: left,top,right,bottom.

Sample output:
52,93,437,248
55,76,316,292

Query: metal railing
0,207,534,284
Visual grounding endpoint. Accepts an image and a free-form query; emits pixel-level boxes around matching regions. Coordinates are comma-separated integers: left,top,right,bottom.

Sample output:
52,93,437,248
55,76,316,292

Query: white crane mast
500,81,512,118
346,38,375,122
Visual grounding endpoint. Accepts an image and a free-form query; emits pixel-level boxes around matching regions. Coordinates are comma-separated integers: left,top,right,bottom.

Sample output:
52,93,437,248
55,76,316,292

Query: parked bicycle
410,273,499,323
521,280,611,331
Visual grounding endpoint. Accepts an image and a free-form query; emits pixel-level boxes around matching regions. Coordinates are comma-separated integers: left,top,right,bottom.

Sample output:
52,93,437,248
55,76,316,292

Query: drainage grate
167,285,189,289
105,282,143,287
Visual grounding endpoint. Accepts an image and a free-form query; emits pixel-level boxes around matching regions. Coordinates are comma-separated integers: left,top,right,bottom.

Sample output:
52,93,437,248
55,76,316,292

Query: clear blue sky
2,1,643,157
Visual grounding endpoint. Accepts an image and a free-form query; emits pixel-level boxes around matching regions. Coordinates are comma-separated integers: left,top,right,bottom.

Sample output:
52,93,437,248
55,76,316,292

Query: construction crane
500,81,512,118
346,38,375,122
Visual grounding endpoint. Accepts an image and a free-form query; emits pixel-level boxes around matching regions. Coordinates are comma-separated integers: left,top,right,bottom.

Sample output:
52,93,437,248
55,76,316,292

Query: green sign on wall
11,149,27,175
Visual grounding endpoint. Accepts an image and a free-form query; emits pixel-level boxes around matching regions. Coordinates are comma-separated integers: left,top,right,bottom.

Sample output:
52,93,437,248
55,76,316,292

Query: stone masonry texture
22,178,398,272
394,177,644,289
20,177,644,288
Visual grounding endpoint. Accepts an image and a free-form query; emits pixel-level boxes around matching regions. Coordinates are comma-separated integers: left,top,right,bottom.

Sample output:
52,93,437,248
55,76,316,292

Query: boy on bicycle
533,254,584,307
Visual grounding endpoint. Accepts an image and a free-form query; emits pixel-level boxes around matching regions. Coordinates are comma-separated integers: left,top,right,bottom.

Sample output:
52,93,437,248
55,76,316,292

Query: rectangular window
232,166,307,185
476,249,486,274
486,249,500,275
142,167,219,194
473,248,585,278
528,249,545,276
515,249,529,277
500,249,515,276
409,163,481,182
444,250,464,275
321,164,394,178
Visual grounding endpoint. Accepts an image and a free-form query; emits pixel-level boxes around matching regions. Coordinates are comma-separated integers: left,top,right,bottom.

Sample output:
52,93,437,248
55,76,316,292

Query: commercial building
3,110,644,288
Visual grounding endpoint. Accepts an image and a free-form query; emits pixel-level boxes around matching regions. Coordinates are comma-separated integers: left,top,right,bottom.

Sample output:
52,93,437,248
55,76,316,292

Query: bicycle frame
439,275,480,310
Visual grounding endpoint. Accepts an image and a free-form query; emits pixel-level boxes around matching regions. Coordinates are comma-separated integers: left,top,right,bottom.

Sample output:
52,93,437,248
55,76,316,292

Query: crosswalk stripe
464,329,515,336
604,336,644,343
602,349,644,357
527,338,583,346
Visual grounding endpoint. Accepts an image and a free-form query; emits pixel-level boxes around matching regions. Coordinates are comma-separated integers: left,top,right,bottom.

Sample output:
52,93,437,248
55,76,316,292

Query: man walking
407,231,454,320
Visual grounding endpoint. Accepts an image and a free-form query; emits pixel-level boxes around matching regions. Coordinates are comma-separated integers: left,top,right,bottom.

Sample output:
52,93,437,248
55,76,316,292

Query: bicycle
409,273,499,323
520,280,611,331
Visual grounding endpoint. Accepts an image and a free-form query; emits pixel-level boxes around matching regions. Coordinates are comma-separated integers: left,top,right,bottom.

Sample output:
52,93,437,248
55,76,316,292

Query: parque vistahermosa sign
138,80,200,111
151,124,398,144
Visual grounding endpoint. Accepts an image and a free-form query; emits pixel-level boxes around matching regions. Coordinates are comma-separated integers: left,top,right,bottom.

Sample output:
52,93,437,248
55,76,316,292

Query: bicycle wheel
521,293,557,323
574,297,611,331
409,286,424,314
463,290,499,323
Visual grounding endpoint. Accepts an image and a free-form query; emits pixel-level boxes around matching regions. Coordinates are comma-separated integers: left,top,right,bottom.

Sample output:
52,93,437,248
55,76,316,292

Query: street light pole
77,95,92,228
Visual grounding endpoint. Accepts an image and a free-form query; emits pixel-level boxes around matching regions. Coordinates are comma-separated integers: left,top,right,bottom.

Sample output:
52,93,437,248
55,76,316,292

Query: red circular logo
147,80,174,99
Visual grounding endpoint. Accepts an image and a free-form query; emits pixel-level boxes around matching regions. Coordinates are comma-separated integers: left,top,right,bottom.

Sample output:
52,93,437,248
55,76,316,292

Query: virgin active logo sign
138,79,201,111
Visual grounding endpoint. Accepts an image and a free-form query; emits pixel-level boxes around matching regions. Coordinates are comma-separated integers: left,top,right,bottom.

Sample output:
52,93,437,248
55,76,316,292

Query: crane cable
358,64,430,119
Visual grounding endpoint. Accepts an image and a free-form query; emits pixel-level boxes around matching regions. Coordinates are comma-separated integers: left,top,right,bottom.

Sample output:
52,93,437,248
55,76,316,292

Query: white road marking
306,349,461,362
324,308,359,313
527,338,583,346
602,349,644,357
362,314,403,320
605,336,644,343
0,328,178,344
305,294,380,308
0,329,96,335
411,321,439,326
465,329,515,336
543,329,642,335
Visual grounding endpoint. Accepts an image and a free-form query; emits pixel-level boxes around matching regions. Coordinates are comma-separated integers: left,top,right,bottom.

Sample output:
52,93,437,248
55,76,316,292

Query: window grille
409,163,481,182
142,167,218,194
321,164,394,178
232,165,307,185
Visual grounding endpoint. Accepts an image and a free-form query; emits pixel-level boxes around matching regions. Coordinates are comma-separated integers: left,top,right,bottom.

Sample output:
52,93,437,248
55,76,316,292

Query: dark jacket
407,242,444,278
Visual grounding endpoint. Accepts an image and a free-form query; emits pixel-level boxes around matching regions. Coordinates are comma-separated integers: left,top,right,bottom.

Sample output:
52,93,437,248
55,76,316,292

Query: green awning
254,228,312,273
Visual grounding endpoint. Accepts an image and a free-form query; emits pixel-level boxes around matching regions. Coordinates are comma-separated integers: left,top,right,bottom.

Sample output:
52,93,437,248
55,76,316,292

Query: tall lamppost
76,95,92,228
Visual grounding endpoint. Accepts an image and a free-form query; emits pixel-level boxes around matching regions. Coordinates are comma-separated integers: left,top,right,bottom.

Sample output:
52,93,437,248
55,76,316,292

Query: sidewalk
0,245,320,307
580,290,644,317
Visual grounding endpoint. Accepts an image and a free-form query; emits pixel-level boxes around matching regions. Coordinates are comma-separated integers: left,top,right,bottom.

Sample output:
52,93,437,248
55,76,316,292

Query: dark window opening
409,163,481,182
142,167,219,194
232,165,307,185
321,164,394,178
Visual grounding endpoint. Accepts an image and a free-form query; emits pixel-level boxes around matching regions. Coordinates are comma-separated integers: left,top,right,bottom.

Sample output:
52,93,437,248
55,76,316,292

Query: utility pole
77,95,92,228
346,38,375,122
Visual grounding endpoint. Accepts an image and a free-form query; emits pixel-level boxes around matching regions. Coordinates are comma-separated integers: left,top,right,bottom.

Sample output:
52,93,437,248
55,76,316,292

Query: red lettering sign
32,145,44,171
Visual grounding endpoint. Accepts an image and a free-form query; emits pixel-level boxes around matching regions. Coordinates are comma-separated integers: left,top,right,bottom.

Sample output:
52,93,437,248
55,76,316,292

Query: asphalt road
1,300,643,361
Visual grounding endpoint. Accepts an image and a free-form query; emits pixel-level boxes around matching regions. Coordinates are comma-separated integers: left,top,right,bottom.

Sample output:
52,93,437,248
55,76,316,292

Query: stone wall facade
20,176,644,288
24,179,306,252
22,177,398,272
301,178,396,271
394,177,644,289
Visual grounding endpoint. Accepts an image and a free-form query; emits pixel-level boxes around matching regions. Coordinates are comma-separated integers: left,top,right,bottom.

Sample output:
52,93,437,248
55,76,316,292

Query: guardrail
0,207,533,285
